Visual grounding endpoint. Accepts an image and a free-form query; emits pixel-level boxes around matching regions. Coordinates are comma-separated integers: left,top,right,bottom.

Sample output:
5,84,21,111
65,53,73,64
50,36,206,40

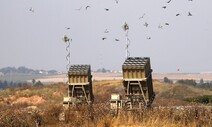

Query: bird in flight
165,23,169,25
75,6,82,11
115,39,120,41
29,7,34,12
162,6,166,9
188,12,192,16
158,24,163,29
102,37,107,40
65,27,70,30
105,8,109,11
104,29,109,33
144,22,148,27
176,13,180,16
147,37,151,40
139,13,146,19
85,6,90,10
167,0,171,3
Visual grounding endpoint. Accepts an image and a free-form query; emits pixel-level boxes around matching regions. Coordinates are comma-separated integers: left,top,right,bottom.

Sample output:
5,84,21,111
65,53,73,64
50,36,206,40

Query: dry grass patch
0,80,212,126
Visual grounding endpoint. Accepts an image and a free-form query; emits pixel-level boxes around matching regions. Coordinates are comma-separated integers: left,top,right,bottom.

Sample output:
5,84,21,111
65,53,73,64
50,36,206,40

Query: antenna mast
123,22,130,59
63,35,71,72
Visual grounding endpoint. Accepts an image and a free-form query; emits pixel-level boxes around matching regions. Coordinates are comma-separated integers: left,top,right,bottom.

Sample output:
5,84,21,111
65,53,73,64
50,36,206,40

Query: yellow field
0,79,212,126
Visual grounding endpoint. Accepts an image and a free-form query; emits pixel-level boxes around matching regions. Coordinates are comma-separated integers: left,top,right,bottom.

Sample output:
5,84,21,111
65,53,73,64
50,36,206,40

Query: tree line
163,77,212,104
0,66,58,75
0,79,43,89
163,77,212,90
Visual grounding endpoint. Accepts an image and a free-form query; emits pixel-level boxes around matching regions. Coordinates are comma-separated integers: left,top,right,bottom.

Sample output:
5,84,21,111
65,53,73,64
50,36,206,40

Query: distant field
31,72,212,84
153,73,212,82
1,72,212,84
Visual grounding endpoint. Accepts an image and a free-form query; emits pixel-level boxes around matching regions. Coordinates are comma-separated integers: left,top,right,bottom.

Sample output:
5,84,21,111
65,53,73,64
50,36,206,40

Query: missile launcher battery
63,65,94,106
122,57,155,109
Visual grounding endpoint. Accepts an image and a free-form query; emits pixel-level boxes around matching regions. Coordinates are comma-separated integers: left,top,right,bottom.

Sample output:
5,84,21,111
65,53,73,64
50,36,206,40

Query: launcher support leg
138,81,147,106
82,86,89,103
71,85,75,97
127,81,130,95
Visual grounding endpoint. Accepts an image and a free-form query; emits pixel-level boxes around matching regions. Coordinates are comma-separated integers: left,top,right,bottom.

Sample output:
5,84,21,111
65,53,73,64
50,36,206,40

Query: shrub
184,95,212,104
163,77,173,84
176,79,197,86
34,80,44,87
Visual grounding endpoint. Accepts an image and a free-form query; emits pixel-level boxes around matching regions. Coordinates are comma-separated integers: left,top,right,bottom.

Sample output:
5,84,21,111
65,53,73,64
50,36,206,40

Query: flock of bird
29,0,193,41
141,0,193,40
69,0,121,42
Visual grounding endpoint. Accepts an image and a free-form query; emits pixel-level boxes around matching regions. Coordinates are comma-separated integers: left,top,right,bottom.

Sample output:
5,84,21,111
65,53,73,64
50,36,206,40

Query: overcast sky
0,0,212,73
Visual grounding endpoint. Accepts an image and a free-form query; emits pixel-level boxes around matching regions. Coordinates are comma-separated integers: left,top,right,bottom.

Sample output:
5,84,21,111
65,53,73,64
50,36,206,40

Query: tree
34,80,44,87
0,80,3,89
163,77,173,84
200,78,204,85
3,80,8,88
96,68,110,73
176,79,197,86
17,82,23,87
32,79,36,85
164,77,169,83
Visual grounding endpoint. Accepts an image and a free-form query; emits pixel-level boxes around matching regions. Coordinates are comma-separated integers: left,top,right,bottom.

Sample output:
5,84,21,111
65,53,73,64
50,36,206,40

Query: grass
0,79,212,126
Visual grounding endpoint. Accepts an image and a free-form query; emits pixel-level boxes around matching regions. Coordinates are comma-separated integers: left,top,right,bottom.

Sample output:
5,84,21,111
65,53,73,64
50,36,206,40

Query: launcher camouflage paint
110,57,155,111
122,57,155,109
63,65,94,106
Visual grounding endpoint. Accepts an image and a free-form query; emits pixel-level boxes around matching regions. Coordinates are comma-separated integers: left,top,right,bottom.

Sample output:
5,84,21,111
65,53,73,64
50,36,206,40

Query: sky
0,0,212,73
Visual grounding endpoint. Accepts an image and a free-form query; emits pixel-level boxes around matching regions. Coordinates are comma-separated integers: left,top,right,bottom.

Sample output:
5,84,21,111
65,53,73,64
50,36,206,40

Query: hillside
0,80,212,126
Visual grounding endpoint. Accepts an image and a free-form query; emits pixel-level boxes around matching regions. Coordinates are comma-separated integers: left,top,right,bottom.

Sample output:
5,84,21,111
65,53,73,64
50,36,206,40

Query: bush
163,77,173,84
197,82,212,90
43,105,63,124
34,80,44,87
176,79,197,86
184,95,212,104
0,110,35,127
